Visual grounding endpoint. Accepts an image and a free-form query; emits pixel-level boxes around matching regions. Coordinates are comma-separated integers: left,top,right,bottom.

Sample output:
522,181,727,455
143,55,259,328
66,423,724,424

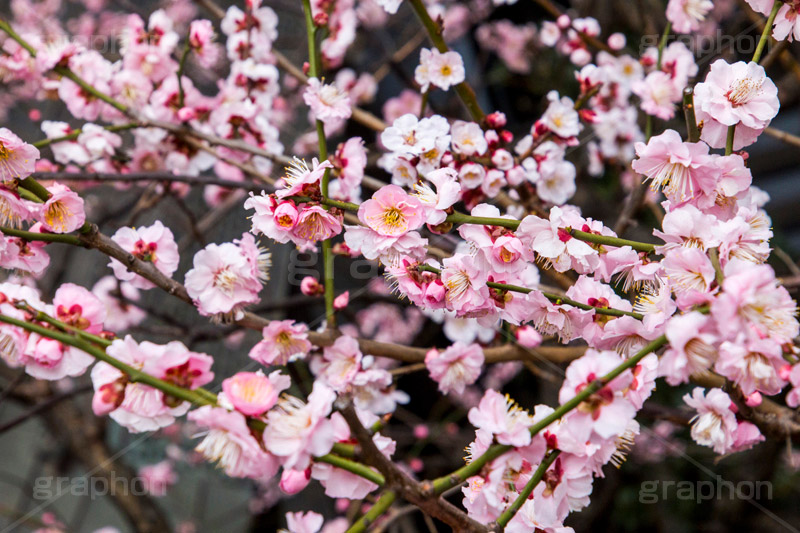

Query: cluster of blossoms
1,0,800,531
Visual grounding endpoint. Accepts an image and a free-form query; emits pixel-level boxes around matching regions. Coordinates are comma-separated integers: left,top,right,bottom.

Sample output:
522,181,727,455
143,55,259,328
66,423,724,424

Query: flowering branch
431,335,669,494
407,0,486,122
495,449,561,528
346,490,397,533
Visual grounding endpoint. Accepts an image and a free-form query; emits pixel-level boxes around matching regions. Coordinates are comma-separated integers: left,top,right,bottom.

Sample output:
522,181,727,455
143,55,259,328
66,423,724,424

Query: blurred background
1,0,800,531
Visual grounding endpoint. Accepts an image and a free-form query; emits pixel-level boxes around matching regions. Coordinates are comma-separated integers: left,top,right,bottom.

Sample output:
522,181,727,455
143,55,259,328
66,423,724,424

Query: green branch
346,490,396,533
495,450,561,528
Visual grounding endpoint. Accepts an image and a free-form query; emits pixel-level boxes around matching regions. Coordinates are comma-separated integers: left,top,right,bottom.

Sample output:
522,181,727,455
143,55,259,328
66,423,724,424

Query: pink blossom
772,2,800,41
660,311,718,385
91,276,146,332
222,371,283,415
189,405,279,479
37,184,85,234
304,77,352,125
0,186,33,228
516,325,543,348
425,342,484,394
715,335,787,396
359,185,425,237
1,223,51,275
301,276,325,296
786,363,800,407
451,121,488,156
189,19,220,68
666,0,713,33
468,389,534,447
277,158,334,199
711,261,799,343
185,240,262,319
285,511,323,533
538,91,582,139
249,320,312,366
417,48,466,91
22,333,95,381
264,383,339,470
662,247,716,298
311,334,363,391
333,137,366,198
139,461,177,497
632,129,717,203
558,349,636,441
683,387,738,454
292,205,343,244
108,221,180,290
632,71,682,120
280,468,312,495
0,127,40,181
412,167,462,225
694,60,779,129
441,253,491,315
517,207,597,273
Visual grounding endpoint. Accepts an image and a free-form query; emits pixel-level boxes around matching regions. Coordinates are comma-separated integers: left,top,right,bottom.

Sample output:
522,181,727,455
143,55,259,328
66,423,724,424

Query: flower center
725,77,763,107
214,267,238,295
45,201,72,232
382,207,406,228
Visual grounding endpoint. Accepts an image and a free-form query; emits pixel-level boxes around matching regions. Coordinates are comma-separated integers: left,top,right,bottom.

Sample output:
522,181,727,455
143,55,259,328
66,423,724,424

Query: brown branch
339,401,490,532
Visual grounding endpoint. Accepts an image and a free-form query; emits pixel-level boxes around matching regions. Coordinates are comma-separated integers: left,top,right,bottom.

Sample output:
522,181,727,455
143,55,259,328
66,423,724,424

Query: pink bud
28,109,42,121
222,372,278,416
409,458,424,473
485,111,507,128
516,325,542,348
744,392,762,407
607,32,626,50
423,280,446,304
556,14,571,29
177,107,197,121
280,468,311,495
333,291,350,310
301,276,324,296
413,424,429,439
779,363,793,381
335,499,350,513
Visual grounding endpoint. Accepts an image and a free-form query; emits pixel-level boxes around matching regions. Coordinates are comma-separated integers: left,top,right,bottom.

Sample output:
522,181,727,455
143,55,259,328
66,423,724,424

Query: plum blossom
222,370,289,416
189,405,278,479
683,387,738,454
264,383,340,470
108,221,180,290
666,0,714,33
185,238,263,320
425,342,484,394
358,185,425,237
249,320,313,366
0,128,39,181
311,334,363,391
416,48,466,92
468,389,534,447
37,184,85,234
303,78,352,125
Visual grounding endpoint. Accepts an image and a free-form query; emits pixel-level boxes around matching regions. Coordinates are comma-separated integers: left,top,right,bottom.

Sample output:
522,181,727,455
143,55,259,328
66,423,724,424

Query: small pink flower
333,291,349,310
632,129,718,203
222,371,284,416
425,341,484,394
467,389,533,447
38,184,85,234
632,71,682,120
311,334,363,391
666,0,713,33
0,186,34,228
292,205,343,243
189,19,219,68
416,48,466,91
694,60,779,129
264,383,339,470
277,158,334,199
516,325,542,348
683,387,738,454
359,185,425,237
185,240,262,319
0,127,40,181
189,405,279,479
139,461,177,497
249,320,312,366
285,511,324,533
53,282,106,333
303,77,352,125
108,221,180,290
